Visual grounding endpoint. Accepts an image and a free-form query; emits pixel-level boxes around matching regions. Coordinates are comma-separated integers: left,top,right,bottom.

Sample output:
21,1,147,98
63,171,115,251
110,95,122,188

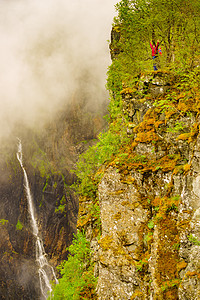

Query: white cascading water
16,139,58,299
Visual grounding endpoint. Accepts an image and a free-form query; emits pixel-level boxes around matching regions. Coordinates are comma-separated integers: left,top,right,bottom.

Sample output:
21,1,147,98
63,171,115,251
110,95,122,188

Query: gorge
1,0,200,300
0,0,116,299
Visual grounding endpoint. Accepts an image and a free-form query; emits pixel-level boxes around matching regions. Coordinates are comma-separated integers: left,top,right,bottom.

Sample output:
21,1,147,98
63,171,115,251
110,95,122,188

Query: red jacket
150,42,159,56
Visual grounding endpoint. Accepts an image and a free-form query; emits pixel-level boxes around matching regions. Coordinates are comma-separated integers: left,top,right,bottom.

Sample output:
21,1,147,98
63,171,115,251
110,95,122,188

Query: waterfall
16,139,58,299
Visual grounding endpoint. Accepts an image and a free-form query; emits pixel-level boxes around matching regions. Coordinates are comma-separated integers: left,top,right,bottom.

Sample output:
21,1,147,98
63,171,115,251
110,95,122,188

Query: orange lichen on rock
77,214,91,228
177,123,199,143
185,271,200,277
134,118,163,132
155,217,180,298
177,260,188,272
176,133,191,141
135,130,160,143
131,289,143,299
120,87,136,95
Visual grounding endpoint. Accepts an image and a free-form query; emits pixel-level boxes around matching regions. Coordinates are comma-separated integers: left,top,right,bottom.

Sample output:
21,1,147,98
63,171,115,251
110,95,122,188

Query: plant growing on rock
50,231,97,300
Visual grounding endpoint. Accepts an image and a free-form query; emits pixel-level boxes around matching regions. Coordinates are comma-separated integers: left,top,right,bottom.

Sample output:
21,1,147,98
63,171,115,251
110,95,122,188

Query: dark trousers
152,55,158,71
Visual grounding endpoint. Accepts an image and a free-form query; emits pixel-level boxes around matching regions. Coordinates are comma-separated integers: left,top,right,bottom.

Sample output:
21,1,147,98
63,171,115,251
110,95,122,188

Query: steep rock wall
0,95,107,299
80,72,200,299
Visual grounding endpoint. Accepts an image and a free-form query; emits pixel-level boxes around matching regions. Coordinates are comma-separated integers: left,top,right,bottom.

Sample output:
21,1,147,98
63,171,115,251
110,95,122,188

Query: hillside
1,0,200,299
53,0,200,299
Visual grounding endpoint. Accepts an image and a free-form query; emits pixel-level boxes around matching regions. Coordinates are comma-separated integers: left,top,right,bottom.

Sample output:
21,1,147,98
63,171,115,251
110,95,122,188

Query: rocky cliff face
0,94,107,299
78,71,200,299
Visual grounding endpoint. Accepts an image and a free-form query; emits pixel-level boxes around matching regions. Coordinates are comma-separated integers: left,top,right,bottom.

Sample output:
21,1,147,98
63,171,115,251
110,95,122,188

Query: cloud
0,0,117,139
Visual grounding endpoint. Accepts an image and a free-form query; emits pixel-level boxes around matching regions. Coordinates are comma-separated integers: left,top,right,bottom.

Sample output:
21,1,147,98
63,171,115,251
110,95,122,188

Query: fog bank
0,0,117,139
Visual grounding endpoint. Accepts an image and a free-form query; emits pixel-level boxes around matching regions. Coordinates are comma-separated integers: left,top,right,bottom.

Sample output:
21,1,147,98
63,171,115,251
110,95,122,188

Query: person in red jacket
150,40,159,71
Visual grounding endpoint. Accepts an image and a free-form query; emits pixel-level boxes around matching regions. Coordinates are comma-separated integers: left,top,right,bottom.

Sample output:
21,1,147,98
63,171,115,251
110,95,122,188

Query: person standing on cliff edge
150,40,159,71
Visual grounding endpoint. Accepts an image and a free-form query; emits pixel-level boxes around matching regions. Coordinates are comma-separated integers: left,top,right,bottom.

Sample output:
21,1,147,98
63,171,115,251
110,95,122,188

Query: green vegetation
50,231,97,300
72,117,130,199
147,220,154,229
55,195,66,214
50,1,200,298
16,220,23,231
112,0,200,76
31,144,55,178
0,219,8,226
188,234,200,246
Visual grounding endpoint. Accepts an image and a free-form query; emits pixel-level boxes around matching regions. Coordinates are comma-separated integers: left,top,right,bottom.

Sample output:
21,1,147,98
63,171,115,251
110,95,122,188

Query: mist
0,0,118,139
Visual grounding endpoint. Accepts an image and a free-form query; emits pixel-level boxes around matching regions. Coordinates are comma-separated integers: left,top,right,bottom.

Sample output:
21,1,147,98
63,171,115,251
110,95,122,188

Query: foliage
188,234,200,246
55,195,66,214
72,110,130,198
110,0,200,84
136,255,150,272
16,220,23,231
31,142,56,178
89,202,101,231
161,279,180,292
57,2,200,297
0,219,8,226
147,220,154,229
50,231,97,300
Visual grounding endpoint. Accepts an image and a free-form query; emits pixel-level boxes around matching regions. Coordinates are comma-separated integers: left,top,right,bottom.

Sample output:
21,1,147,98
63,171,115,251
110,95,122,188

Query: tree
113,0,200,72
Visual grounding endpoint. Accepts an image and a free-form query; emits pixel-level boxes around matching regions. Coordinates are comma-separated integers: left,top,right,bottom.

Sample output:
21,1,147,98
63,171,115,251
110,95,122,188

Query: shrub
50,231,97,300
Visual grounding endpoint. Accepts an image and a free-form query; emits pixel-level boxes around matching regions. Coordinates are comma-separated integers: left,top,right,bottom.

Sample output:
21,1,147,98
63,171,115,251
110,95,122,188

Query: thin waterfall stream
16,139,58,299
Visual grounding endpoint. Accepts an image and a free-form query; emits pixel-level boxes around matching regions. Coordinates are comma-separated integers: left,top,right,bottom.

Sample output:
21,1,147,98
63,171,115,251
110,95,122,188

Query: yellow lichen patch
131,289,143,299
152,195,180,222
120,87,136,95
134,118,162,133
177,123,199,143
155,217,180,298
135,130,160,143
131,141,138,148
108,189,125,195
185,271,200,277
177,260,188,272
113,211,122,220
98,235,113,251
121,201,140,210
77,214,91,228
120,175,136,184
177,219,190,230
176,133,191,141
99,235,136,267
183,163,191,173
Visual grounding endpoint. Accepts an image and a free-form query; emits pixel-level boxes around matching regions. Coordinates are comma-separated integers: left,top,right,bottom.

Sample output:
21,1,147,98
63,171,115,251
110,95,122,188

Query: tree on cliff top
113,0,200,73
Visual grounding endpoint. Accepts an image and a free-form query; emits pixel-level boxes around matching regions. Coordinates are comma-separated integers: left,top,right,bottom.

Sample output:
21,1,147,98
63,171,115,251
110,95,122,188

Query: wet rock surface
0,96,107,299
